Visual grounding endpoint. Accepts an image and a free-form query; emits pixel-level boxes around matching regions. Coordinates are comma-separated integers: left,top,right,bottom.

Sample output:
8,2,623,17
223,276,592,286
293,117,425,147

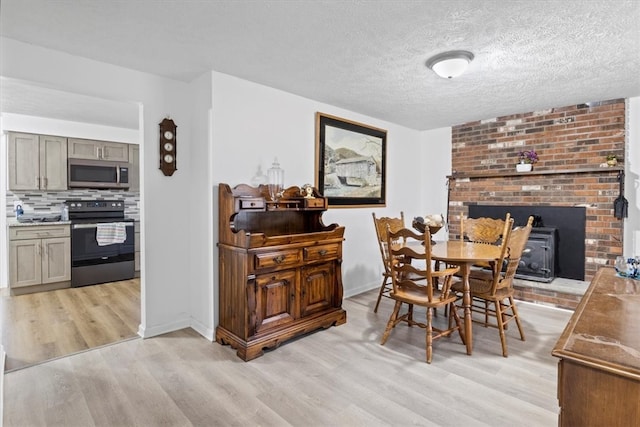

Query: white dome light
426,51,474,79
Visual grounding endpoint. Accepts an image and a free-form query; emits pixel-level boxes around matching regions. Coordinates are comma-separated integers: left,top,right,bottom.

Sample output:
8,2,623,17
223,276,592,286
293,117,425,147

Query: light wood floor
1,279,140,372
3,289,573,426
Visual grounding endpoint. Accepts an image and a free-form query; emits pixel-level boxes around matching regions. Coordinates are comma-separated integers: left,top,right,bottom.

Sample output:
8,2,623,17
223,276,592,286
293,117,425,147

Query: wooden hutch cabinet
216,183,347,361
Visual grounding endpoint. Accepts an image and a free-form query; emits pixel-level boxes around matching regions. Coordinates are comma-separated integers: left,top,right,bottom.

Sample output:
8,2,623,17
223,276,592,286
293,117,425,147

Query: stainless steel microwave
68,159,130,189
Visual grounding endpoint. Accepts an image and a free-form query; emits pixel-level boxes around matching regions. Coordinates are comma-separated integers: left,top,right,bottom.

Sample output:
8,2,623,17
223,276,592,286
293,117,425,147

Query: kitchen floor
0,278,140,372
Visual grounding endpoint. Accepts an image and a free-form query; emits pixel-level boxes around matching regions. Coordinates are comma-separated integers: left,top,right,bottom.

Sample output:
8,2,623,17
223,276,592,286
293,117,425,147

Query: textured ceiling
1,0,639,131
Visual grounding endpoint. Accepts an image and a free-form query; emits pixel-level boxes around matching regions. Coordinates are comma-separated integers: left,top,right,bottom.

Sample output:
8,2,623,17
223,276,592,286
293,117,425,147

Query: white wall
0,113,139,144
187,72,215,338
420,127,453,239
210,72,428,298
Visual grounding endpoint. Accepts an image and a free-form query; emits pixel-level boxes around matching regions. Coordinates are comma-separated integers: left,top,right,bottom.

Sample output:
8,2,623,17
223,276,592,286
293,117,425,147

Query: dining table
431,240,502,355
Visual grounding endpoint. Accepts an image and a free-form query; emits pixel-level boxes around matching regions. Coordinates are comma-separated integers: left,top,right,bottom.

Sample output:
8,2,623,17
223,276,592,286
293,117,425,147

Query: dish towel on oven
96,222,127,246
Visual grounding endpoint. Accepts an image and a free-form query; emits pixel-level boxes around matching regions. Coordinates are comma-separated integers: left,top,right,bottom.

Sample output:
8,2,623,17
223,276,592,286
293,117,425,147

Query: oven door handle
72,223,134,229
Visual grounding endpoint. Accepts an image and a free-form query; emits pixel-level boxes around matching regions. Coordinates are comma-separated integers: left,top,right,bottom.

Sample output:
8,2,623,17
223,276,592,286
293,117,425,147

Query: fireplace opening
468,205,586,281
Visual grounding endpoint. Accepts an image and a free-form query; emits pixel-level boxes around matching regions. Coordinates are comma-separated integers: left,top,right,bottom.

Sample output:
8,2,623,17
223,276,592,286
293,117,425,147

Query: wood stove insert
468,205,586,281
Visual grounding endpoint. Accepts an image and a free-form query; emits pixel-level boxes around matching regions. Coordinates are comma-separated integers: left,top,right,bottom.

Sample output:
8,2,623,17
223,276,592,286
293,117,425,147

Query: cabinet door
39,135,68,190
41,237,71,284
102,142,129,162
8,132,40,190
300,262,336,317
68,138,101,159
9,240,42,288
254,269,296,334
128,144,140,191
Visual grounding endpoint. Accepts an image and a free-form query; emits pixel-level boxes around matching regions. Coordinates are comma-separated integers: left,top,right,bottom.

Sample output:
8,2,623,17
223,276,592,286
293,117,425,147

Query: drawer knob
273,255,285,264
319,249,328,256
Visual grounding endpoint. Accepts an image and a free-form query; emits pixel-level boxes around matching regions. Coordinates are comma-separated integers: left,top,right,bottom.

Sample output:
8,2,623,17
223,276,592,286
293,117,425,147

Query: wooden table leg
461,263,473,355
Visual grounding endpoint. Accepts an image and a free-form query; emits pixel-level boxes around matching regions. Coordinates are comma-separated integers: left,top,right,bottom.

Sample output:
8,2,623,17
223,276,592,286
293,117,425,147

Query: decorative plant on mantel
518,149,539,164
516,149,538,172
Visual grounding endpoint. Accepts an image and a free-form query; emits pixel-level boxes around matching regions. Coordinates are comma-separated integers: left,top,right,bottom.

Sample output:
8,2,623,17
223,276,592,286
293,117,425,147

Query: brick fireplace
448,99,626,307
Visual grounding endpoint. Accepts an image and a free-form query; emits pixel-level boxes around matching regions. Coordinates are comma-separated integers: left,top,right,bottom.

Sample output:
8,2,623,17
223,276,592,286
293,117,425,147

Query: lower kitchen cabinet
8,224,71,294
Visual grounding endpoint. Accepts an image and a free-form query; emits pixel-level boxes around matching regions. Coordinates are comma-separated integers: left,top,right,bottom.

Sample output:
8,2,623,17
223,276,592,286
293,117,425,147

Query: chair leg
381,300,402,345
426,307,433,364
494,299,508,357
449,302,466,346
373,273,390,313
509,296,526,341
484,300,489,326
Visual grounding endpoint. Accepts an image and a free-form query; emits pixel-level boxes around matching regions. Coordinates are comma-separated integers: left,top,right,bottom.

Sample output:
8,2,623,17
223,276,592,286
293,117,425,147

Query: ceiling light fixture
426,50,474,79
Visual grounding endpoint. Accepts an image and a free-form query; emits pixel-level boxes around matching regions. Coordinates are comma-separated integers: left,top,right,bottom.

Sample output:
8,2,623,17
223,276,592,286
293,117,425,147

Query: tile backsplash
6,189,140,220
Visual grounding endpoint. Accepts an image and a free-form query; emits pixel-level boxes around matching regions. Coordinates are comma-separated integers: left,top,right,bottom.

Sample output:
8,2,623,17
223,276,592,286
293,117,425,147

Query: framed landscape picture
315,112,386,207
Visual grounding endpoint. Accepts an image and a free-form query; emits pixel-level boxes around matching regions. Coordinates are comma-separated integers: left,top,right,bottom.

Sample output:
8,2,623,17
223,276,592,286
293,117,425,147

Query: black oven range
66,199,135,287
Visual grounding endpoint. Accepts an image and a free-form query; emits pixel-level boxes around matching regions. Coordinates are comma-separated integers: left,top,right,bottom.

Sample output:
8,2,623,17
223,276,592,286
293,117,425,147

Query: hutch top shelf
218,183,343,249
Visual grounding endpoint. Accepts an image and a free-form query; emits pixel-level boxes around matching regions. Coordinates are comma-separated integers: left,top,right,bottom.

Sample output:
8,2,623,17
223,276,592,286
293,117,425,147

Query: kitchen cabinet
9,224,71,294
216,183,346,361
552,267,640,426
8,132,67,191
68,138,129,162
128,144,140,191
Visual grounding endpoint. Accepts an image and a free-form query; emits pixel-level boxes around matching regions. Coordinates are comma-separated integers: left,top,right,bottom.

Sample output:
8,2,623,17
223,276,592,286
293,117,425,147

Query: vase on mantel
516,162,533,172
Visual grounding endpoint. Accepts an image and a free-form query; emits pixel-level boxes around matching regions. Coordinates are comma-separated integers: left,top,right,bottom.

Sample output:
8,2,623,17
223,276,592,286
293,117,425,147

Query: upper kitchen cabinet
68,138,129,162
8,132,68,191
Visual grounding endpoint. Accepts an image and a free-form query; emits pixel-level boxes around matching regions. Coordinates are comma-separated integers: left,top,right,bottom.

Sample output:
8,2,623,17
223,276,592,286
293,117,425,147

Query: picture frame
315,112,387,207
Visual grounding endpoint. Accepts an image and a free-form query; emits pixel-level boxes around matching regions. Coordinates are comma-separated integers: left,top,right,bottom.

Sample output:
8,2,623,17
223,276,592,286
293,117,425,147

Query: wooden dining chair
380,226,465,363
461,213,511,243
453,216,533,357
371,212,406,313
461,213,512,271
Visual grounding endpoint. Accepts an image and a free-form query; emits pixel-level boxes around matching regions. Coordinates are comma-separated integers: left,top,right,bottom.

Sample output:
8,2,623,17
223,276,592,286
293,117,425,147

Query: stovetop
66,199,125,213
66,199,127,222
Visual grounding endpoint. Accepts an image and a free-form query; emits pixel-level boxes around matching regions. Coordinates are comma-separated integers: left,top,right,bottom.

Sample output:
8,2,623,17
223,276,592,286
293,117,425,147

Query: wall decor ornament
315,112,386,207
159,117,177,176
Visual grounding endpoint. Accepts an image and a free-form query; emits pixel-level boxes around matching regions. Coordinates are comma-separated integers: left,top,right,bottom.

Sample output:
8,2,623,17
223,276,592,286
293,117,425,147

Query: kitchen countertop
7,219,71,227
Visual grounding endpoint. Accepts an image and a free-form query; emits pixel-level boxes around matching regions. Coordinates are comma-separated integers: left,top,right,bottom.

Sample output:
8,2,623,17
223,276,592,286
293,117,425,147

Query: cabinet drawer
254,249,302,270
304,244,339,261
9,225,70,240
304,198,326,209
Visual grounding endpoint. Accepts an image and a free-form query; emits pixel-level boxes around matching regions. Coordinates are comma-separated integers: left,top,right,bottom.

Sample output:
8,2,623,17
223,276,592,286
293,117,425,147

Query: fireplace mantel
448,166,623,180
